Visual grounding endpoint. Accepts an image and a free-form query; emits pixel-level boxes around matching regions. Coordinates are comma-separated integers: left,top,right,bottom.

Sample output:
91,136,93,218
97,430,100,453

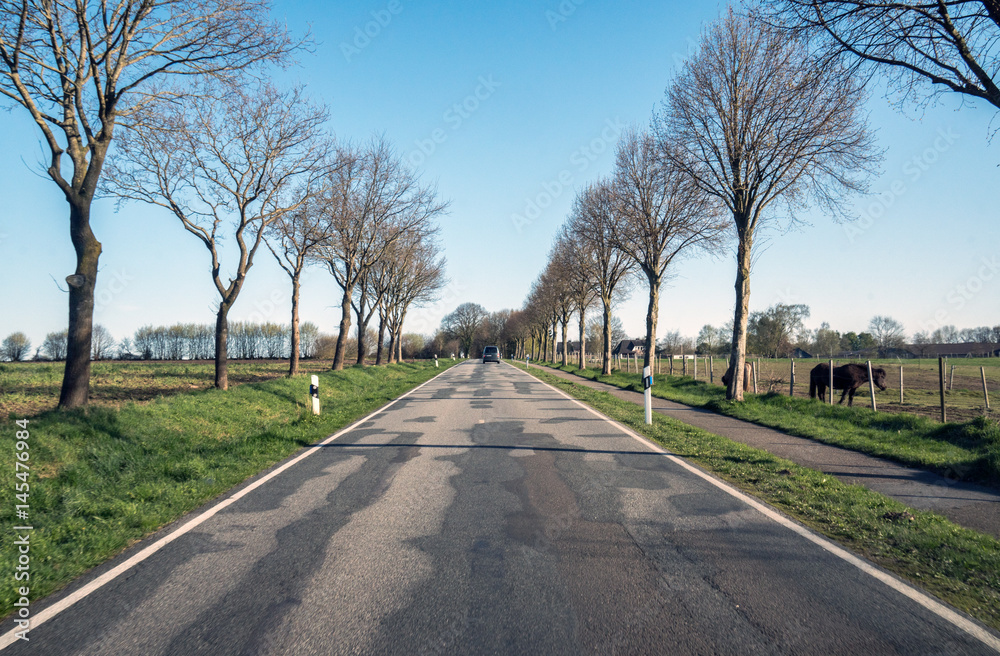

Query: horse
721,361,753,392
809,363,887,407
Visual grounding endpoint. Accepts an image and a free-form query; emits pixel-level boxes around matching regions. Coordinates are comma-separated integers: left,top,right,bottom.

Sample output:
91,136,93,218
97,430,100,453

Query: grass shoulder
541,362,1000,485
0,359,456,619
516,362,1000,632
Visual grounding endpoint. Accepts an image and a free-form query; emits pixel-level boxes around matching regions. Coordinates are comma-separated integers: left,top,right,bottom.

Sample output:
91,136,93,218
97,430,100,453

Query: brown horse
809,363,887,406
722,362,752,392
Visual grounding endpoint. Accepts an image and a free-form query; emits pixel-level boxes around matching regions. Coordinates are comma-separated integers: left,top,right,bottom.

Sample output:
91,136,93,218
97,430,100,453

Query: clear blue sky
1,1,998,352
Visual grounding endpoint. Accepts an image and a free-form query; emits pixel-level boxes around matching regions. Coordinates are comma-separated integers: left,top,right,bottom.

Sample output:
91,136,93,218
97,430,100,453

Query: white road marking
512,363,1000,652
0,366,455,651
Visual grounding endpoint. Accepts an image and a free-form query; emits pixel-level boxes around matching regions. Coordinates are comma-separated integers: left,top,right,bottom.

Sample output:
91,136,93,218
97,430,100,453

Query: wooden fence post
789,358,795,397
683,353,687,376
828,359,834,405
694,355,698,380
982,366,991,411
899,366,904,405
710,356,714,383
949,364,956,391
939,356,947,423
866,360,877,412
752,361,758,394
669,356,673,375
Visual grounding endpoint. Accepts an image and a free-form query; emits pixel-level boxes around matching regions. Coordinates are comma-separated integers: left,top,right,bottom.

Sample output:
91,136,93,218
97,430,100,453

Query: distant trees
765,0,1000,115
317,137,447,370
868,315,906,355
567,181,635,374
747,304,811,358
0,0,298,408
2,333,31,361
104,83,329,389
658,8,878,400
441,303,489,357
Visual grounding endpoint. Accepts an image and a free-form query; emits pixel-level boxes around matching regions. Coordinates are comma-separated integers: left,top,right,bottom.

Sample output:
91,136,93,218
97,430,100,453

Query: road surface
3,360,996,654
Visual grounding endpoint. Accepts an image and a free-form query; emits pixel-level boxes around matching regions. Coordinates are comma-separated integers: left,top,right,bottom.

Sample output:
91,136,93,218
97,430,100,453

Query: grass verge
515,362,1000,632
0,360,456,619
541,362,1000,484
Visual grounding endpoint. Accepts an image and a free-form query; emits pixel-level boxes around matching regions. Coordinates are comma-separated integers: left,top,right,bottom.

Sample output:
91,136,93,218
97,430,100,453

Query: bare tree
552,226,597,370
104,82,329,389
658,9,879,400
612,126,726,371
868,315,907,355
567,180,635,374
91,324,115,360
0,0,297,407
42,330,68,360
765,0,1000,114
266,175,335,376
2,332,31,361
381,241,447,364
317,137,447,370
442,303,488,358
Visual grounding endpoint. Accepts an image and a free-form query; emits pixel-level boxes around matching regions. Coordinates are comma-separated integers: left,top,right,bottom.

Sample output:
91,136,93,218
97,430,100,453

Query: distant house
612,340,644,356
555,341,581,356
789,347,813,359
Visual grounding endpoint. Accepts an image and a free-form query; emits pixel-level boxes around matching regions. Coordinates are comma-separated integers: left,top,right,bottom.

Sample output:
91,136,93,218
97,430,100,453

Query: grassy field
0,359,345,418
515,362,1000,632
622,355,999,424
542,361,1000,485
0,359,455,619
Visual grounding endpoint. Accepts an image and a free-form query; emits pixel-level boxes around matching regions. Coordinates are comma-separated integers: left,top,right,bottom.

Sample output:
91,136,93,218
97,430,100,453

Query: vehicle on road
482,345,500,363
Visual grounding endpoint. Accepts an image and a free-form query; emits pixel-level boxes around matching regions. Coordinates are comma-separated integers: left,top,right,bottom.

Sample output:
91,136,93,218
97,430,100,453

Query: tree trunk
561,314,569,367
375,313,387,365
643,272,661,370
59,198,102,409
602,297,613,375
333,286,352,370
727,230,753,401
215,303,231,390
578,307,587,370
288,276,301,377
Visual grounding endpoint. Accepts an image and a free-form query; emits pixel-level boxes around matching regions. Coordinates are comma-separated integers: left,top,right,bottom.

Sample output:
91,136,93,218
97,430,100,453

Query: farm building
612,340,644,356
555,341,581,356
904,342,1000,358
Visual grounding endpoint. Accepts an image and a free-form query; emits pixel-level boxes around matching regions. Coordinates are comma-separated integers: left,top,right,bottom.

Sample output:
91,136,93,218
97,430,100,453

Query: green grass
0,360,456,619
541,362,1000,484
515,362,1000,632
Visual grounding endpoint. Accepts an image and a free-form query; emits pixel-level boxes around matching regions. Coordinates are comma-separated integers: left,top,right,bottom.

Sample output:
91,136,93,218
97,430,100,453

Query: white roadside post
309,375,320,416
643,366,653,425
434,354,439,368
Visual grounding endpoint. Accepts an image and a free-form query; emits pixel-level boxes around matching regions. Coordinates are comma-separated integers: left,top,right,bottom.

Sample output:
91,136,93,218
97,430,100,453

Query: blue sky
1,1,998,352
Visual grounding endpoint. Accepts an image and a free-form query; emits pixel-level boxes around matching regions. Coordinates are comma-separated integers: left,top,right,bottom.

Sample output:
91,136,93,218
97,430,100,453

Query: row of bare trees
523,8,880,399
1,1,447,402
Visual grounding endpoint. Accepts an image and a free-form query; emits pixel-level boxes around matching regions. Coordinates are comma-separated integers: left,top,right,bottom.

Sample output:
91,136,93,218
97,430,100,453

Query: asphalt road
4,361,997,654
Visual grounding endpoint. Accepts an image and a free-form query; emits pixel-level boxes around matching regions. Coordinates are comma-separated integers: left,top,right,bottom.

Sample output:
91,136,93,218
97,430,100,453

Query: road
3,360,996,654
